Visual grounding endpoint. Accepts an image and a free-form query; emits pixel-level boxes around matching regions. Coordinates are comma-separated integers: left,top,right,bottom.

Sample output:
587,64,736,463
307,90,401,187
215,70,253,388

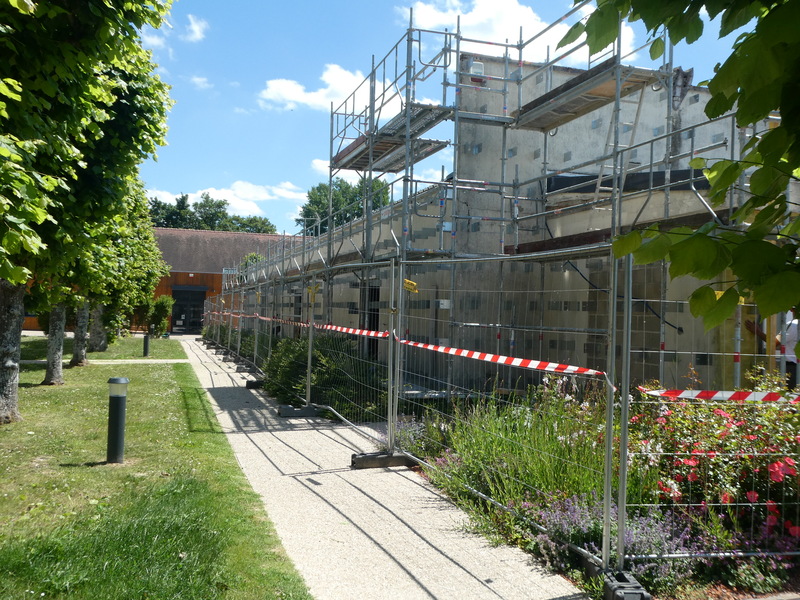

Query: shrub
149,295,174,337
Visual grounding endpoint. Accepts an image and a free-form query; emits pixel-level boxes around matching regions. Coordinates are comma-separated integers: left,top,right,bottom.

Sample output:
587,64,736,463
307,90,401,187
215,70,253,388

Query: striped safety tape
399,339,606,377
318,324,390,338
637,386,800,403
203,312,604,378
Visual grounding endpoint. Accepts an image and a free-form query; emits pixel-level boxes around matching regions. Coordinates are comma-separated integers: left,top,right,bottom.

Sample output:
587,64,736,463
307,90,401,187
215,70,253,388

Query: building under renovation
210,5,792,396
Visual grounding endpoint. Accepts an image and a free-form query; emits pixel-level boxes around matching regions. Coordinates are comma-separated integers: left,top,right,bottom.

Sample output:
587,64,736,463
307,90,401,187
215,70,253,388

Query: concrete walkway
179,337,586,600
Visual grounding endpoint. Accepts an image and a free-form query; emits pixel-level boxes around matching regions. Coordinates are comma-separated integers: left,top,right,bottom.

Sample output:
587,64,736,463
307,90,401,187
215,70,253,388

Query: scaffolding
206,2,799,578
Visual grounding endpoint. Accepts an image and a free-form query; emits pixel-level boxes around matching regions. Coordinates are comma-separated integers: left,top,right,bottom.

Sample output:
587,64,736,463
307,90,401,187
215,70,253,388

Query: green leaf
668,234,724,279
689,285,717,318
584,5,621,55
688,157,706,169
649,37,665,60
633,233,672,264
612,229,641,257
557,21,585,49
749,166,789,198
753,271,800,316
702,288,741,331
731,240,787,285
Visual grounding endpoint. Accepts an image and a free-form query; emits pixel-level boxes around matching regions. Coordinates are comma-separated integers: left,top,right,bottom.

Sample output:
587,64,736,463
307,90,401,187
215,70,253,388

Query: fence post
387,259,397,451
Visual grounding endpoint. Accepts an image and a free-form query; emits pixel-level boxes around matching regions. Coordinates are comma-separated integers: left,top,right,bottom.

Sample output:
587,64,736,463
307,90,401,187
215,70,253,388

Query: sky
140,0,745,235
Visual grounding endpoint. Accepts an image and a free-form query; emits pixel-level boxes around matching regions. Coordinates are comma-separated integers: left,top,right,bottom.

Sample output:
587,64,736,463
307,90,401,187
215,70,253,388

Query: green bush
149,295,174,337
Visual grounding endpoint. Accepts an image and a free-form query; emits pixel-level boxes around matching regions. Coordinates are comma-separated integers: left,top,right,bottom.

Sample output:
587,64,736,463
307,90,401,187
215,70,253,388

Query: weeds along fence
204,250,800,586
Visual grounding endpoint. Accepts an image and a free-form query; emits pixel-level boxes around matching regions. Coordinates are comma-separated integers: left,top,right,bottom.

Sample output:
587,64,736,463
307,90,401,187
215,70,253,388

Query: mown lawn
20,334,187,361
0,343,312,599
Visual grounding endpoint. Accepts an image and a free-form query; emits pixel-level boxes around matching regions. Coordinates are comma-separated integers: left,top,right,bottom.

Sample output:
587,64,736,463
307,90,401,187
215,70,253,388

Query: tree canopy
297,177,391,235
1,0,172,423
568,0,800,329
149,192,277,233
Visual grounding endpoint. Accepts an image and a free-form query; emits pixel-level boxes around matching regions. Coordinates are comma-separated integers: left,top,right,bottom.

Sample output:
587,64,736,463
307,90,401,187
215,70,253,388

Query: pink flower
785,457,797,467
656,417,667,424
767,500,779,514
746,435,758,441
766,515,779,526
746,490,759,503
682,457,699,466
714,408,732,418
790,526,800,538
687,470,699,482
769,461,786,482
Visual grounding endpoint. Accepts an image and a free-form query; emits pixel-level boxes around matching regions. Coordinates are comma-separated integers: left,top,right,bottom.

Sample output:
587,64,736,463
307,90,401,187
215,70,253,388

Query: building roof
154,228,287,274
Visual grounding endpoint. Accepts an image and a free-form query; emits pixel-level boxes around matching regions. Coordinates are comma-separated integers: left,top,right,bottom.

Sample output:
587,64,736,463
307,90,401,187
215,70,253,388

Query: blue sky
140,0,743,234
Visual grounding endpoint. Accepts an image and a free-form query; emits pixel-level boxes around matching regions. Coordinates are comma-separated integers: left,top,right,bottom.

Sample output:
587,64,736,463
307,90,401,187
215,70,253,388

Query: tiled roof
154,228,288,274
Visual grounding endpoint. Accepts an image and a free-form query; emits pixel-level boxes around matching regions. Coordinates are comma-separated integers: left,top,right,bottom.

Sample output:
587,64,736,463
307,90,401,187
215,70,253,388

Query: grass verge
20,334,188,361
0,358,312,599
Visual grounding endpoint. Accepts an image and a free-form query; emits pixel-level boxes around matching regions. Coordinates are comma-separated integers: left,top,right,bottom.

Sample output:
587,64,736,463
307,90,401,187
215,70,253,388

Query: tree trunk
0,280,25,424
70,301,90,367
88,303,108,352
42,303,66,385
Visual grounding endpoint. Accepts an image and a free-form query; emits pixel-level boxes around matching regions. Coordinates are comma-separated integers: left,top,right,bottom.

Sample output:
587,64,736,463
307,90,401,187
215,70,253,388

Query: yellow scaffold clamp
403,279,419,294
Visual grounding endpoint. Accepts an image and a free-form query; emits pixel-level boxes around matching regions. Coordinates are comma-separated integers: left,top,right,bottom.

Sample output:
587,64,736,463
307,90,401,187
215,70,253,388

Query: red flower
790,526,800,538
766,500,779,514
721,492,734,504
766,514,779,526
682,457,699,466
688,470,699,482
746,490,758,503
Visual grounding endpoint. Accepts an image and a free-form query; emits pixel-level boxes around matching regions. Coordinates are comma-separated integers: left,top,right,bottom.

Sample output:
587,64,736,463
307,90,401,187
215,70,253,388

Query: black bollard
106,377,129,464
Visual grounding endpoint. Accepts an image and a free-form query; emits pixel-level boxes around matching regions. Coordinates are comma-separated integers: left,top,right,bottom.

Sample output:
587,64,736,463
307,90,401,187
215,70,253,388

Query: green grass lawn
20,335,188,361
0,359,312,599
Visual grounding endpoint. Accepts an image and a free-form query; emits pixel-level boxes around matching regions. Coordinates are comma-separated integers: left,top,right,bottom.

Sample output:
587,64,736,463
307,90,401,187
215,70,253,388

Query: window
688,93,700,105
653,125,665,136
563,150,572,161
507,147,517,159
471,143,483,155
681,129,695,140
533,148,541,159
712,132,725,144
591,118,602,129
622,123,633,133
659,91,668,102
536,73,544,84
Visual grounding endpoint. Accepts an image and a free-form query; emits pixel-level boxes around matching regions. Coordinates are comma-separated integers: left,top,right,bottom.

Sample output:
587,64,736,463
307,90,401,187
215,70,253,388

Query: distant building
153,228,286,334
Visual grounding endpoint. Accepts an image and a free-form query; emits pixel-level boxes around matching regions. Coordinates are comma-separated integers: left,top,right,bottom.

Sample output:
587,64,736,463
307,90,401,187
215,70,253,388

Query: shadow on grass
182,386,223,434
58,461,107,468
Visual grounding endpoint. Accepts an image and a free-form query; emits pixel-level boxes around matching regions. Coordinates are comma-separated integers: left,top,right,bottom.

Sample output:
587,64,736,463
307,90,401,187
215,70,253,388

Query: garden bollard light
106,377,129,464
143,324,153,357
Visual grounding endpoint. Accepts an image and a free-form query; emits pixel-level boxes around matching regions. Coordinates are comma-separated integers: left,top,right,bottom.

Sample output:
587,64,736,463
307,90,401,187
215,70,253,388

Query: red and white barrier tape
204,311,604,378
638,386,800,403
318,324,390,338
400,338,606,377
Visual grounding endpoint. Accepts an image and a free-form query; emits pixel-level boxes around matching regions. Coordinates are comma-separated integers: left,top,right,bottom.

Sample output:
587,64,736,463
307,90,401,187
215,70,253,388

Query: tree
192,193,229,230
569,0,800,330
149,193,277,233
0,0,171,423
297,177,390,235
149,194,198,229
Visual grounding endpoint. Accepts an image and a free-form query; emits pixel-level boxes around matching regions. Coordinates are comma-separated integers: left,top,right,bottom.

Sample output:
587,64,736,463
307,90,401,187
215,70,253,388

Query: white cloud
311,159,374,185
258,64,370,112
181,14,209,43
141,30,167,50
189,76,213,90
396,0,635,64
